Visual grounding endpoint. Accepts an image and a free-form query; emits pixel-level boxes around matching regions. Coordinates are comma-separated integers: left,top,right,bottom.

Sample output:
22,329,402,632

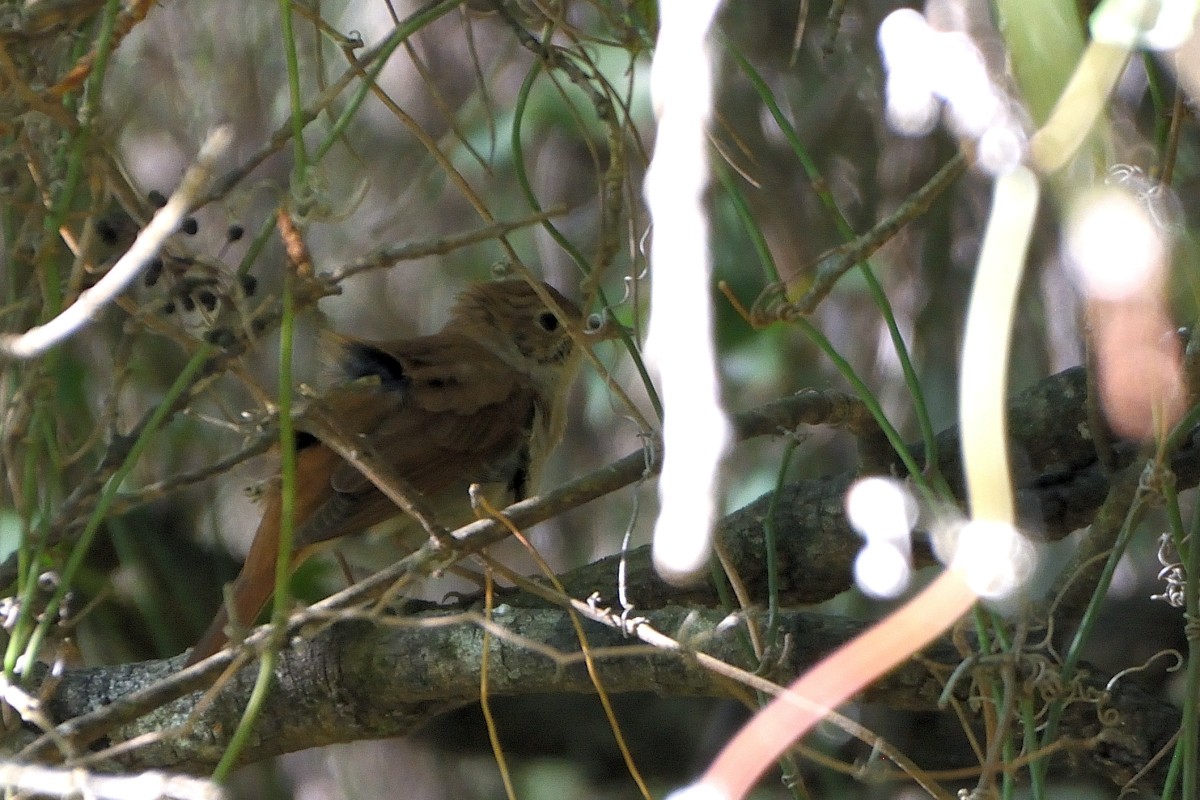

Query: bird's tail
184,491,285,666
184,444,341,666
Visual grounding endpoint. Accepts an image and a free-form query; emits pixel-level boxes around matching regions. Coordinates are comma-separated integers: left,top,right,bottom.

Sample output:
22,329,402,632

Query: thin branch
296,398,448,542
0,763,223,800
0,127,232,360
753,152,968,322
326,207,569,282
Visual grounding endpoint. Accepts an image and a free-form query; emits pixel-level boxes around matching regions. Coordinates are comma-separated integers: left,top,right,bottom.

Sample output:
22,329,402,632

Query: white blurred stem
644,0,731,585
959,166,1039,524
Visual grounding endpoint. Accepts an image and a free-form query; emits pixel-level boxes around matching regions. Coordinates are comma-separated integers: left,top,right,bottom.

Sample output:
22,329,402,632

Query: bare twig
0,127,232,360
0,762,223,800
753,152,968,322
109,433,277,514
296,399,449,542
327,207,569,282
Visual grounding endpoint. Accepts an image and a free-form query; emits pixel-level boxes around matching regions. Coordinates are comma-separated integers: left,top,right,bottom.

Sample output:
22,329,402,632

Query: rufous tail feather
185,493,284,665
185,446,337,666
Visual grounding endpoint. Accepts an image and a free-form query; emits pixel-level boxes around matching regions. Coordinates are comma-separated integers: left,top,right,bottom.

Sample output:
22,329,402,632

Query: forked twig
0,128,232,360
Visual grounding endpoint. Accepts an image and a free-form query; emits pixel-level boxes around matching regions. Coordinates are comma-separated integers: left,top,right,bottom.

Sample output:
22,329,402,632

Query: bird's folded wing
292,334,540,549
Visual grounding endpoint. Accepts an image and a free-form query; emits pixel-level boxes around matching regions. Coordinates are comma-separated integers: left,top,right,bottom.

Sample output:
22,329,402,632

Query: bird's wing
293,333,542,549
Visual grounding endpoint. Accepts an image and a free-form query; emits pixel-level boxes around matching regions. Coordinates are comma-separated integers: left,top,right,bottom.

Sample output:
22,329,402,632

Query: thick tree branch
15,364,1196,795
555,365,1198,615
31,606,1179,793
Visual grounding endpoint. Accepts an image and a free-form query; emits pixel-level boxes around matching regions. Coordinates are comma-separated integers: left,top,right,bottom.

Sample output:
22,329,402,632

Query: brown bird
186,279,594,665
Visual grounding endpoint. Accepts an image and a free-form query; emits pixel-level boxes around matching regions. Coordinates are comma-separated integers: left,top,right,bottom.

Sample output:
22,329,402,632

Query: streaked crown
449,280,584,376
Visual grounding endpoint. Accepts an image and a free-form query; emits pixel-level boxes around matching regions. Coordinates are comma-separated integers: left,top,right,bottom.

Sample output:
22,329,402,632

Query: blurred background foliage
1,0,1197,797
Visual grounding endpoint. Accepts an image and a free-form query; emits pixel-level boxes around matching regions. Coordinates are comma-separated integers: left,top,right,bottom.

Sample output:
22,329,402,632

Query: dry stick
43,0,158,97
20,390,862,759
851,733,1093,784
472,493,653,800
326,207,569,282
195,25,406,208
755,152,968,322
0,127,232,360
477,568,519,800
107,434,277,515
296,399,448,542
478,556,952,800
0,41,74,126
0,762,223,800
712,538,765,659
0,0,108,40
972,623,1028,798
0,674,71,755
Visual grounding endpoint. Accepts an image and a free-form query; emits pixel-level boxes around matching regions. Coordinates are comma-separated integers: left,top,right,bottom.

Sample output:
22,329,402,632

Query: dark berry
204,328,236,347
96,217,120,245
148,190,168,208
144,259,163,287
181,217,199,235
197,290,218,311
227,224,245,242
238,274,258,296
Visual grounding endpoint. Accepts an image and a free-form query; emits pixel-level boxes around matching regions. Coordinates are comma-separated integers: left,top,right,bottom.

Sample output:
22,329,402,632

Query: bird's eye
536,311,560,332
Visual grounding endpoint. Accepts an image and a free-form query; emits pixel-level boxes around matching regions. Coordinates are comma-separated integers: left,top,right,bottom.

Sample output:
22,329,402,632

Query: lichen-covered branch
14,364,1195,794
30,606,1180,793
